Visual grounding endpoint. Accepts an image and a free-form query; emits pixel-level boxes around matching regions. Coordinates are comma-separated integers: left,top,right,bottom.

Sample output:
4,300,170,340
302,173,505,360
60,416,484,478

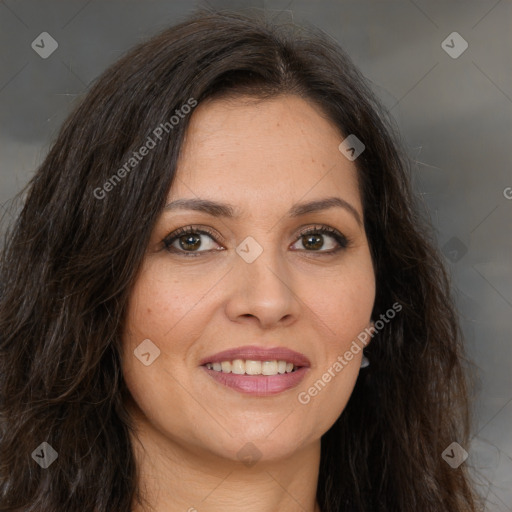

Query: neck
129,414,322,512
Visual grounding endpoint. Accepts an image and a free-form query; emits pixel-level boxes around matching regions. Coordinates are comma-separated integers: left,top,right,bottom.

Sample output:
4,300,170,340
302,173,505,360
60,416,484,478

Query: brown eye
301,233,324,250
291,225,350,253
163,227,222,256
177,233,202,251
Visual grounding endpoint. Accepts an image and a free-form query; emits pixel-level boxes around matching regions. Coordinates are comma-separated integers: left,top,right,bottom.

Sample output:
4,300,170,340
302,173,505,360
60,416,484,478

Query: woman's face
122,94,375,464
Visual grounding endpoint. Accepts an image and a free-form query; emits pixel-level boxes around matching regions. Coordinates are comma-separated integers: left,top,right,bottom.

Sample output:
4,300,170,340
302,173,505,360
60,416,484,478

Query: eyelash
162,225,351,258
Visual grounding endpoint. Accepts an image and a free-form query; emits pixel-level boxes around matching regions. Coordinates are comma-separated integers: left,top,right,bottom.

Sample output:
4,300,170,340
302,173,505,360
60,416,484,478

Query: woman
0,9,481,512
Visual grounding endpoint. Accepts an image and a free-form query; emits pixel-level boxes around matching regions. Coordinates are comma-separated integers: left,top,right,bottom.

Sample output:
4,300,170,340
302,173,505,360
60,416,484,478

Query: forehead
170,94,362,214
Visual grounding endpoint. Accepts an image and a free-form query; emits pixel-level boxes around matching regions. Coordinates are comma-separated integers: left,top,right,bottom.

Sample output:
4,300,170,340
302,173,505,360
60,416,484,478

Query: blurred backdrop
0,1,511,510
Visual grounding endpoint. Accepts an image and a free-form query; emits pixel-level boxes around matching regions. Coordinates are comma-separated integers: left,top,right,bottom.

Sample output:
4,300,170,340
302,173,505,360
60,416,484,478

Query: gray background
0,0,511,510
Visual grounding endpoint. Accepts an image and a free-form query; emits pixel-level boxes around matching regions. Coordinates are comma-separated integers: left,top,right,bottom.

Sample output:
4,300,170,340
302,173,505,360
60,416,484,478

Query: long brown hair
0,9,481,511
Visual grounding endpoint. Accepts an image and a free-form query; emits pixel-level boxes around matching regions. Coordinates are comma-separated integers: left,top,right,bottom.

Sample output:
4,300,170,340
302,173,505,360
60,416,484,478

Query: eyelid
292,225,351,252
162,225,223,252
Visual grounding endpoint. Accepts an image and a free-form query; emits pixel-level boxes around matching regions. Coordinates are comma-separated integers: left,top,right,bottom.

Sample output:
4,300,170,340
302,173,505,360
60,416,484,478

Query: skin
122,94,376,512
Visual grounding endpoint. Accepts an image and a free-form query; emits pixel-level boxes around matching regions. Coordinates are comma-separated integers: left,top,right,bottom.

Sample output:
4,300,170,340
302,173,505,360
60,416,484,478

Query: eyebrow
164,196,362,226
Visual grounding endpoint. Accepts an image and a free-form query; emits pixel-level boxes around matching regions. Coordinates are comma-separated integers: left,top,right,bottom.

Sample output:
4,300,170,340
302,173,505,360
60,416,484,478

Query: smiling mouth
203,359,300,375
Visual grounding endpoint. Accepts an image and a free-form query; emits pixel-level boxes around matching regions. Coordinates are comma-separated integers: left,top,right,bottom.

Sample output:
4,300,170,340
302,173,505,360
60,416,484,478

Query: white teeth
205,359,297,375
231,359,245,374
245,360,261,375
262,361,277,375
221,361,232,373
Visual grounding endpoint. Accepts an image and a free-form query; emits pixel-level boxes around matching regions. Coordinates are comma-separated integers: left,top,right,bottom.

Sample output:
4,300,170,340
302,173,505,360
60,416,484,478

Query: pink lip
202,366,309,396
199,346,310,396
199,345,311,367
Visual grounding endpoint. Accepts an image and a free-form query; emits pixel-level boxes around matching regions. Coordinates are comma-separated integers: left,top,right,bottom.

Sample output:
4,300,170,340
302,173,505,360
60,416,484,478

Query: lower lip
201,366,308,396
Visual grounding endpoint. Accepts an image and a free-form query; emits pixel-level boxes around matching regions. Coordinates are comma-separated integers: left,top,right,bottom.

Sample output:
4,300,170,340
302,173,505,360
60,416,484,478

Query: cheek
297,256,374,422
121,259,217,395
123,260,207,342
310,261,375,337
120,267,203,437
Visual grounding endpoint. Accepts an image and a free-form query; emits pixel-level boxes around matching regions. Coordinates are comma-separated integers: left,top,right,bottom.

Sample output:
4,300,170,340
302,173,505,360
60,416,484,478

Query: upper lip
199,345,311,367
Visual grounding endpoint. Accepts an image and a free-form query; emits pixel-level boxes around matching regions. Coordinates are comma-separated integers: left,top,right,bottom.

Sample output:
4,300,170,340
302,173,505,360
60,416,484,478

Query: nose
224,241,301,329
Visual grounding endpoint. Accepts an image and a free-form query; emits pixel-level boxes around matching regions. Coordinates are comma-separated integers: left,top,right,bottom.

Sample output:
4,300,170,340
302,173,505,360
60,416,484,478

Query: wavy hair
0,9,481,512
